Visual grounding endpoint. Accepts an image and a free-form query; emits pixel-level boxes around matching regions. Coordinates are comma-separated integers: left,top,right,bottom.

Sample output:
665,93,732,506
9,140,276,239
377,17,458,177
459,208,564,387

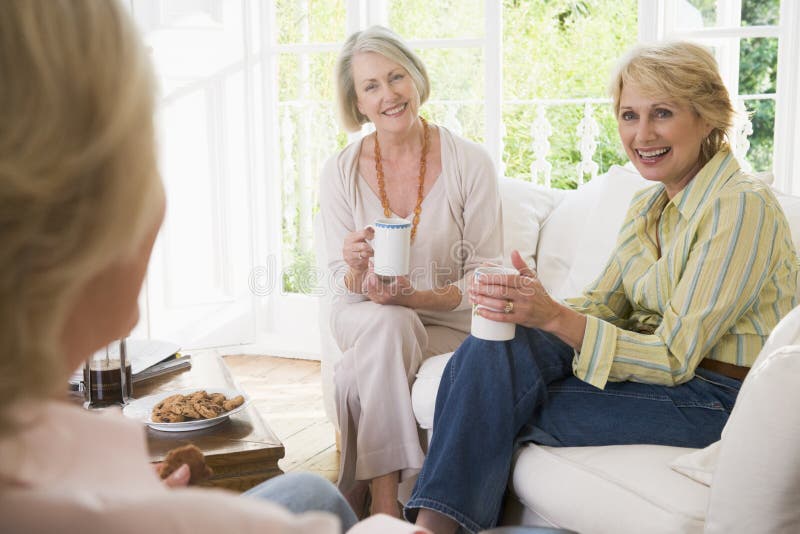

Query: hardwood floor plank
295,446,340,483
224,355,338,483
279,419,337,472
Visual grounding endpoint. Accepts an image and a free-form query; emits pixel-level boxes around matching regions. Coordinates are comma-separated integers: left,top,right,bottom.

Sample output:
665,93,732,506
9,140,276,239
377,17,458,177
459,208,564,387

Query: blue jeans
244,472,358,532
404,327,742,533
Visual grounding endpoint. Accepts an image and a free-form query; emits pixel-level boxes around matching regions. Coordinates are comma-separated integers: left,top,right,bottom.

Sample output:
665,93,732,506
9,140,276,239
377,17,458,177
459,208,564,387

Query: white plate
123,387,249,432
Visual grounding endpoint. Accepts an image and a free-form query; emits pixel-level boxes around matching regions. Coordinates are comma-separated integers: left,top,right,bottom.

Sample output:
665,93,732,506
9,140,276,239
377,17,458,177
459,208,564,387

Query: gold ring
504,300,514,314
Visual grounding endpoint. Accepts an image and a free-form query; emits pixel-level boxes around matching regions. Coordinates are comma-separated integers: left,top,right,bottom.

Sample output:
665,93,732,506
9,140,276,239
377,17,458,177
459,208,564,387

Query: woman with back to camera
0,2,433,533
319,26,503,518
404,41,798,534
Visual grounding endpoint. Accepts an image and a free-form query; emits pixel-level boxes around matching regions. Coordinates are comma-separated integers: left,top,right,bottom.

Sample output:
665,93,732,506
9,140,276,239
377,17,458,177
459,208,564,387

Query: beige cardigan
319,126,503,331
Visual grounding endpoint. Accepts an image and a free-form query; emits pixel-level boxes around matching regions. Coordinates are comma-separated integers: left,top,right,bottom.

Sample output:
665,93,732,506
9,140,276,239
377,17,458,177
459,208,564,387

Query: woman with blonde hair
319,26,503,518
0,2,413,532
405,41,797,534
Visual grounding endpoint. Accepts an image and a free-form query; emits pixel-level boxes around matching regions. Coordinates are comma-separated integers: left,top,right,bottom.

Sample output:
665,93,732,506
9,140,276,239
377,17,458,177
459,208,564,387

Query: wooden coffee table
133,353,285,492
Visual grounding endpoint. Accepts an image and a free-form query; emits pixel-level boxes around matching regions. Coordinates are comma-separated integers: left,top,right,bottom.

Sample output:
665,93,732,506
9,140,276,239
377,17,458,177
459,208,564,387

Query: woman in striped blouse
404,41,798,534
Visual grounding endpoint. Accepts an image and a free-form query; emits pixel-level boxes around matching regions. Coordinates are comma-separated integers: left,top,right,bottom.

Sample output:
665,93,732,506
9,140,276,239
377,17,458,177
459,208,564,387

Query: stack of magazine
69,339,190,391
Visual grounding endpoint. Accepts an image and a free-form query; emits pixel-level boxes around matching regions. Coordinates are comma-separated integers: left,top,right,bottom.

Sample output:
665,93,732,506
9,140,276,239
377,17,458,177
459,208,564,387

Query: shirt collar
667,149,741,220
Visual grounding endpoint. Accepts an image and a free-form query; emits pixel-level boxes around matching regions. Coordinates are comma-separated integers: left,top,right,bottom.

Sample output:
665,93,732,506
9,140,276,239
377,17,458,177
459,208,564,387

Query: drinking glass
83,338,132,408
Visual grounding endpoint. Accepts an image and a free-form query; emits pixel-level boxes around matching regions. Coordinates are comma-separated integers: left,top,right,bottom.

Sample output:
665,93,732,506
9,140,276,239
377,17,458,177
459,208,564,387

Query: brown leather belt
698,358,749,381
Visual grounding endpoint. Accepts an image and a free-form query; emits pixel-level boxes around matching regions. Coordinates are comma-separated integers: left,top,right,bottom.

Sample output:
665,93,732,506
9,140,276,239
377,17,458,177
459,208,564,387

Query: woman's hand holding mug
469,250,561,331
343,218,414,299
343,227,374,273
362,269,416,306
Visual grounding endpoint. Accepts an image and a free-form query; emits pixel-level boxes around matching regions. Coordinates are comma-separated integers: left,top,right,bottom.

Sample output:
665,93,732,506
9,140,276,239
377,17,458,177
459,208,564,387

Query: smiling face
618,83,713,198
352,51,420,135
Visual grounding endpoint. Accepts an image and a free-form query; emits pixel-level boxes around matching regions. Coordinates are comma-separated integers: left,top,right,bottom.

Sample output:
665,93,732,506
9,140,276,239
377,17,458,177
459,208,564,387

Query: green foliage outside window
276,0,345,44
282,247,319,295
739,36,778,172
389,0,484,39
501,0,638,188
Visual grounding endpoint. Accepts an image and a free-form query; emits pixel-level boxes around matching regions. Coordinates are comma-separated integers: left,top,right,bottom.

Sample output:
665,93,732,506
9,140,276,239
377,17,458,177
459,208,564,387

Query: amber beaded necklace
373,116,429,242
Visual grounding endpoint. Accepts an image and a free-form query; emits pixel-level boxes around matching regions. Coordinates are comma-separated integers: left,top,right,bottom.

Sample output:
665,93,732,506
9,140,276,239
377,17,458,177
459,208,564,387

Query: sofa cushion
512,443,707,534
702,304,800,533
668,304,800,490
412,352,453,431
535,165,649,300
774,189,800,256
669,441,719,486
705,345,800,533
499,177,565,269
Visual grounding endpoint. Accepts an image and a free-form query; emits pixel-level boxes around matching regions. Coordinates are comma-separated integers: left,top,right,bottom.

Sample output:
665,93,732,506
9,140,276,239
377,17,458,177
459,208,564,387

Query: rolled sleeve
573,314,617,388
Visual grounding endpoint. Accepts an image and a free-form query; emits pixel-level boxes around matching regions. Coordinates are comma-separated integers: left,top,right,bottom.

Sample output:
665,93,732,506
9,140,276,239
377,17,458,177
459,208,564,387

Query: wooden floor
223,354,339,483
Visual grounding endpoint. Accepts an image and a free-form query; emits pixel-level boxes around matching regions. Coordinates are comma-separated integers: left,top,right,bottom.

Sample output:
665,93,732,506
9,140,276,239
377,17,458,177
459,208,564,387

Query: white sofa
316,165,800,533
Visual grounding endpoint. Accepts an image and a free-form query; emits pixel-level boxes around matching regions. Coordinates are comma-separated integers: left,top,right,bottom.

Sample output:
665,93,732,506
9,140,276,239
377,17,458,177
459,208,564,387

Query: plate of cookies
123,388,249,432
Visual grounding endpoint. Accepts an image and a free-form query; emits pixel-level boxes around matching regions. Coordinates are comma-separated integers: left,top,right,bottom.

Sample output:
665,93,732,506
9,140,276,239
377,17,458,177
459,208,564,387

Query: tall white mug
367,218,411,277
471,266,518,341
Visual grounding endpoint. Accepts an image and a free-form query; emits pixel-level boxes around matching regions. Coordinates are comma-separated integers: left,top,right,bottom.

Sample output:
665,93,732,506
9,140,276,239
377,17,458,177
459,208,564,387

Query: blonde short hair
609,41,735,165
335,26,430,132
0,0,160,430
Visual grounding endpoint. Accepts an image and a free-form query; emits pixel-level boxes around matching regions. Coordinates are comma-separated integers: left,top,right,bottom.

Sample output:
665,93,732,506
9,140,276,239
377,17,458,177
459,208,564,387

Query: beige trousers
331,300,467,493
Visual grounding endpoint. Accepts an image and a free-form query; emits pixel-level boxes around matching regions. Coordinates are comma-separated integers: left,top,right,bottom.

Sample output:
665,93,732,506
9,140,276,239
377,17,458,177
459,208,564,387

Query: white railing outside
530,104,554,187
505,97,612,187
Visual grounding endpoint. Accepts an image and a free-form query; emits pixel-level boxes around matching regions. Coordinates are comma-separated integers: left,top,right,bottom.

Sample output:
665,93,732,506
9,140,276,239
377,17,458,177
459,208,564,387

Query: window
501,0,637,188
272,1,345,295
129,0,263,348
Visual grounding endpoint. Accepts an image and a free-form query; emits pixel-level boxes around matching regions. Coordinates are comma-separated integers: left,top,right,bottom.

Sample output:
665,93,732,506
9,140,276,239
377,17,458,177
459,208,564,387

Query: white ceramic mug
367,218,411,277
471,266,518,341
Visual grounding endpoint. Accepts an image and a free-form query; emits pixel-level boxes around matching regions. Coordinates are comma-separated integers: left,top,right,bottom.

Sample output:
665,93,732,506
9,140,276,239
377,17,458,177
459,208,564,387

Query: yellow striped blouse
567,150,798,389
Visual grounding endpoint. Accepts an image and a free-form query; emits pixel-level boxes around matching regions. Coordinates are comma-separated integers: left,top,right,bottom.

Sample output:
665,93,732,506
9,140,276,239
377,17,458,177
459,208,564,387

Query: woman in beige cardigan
319,26,503,518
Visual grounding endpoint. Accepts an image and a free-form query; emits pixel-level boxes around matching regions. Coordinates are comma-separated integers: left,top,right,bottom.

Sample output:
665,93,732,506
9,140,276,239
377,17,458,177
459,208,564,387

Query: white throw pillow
669,441,720,487
669,305,800,491
536,165,649,299
535,186,596,297
704,344,800,533
499,177,565,269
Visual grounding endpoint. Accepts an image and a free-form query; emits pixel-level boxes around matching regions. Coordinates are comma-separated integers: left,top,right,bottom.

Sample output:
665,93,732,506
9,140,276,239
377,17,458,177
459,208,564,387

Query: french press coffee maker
83,338,132,408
